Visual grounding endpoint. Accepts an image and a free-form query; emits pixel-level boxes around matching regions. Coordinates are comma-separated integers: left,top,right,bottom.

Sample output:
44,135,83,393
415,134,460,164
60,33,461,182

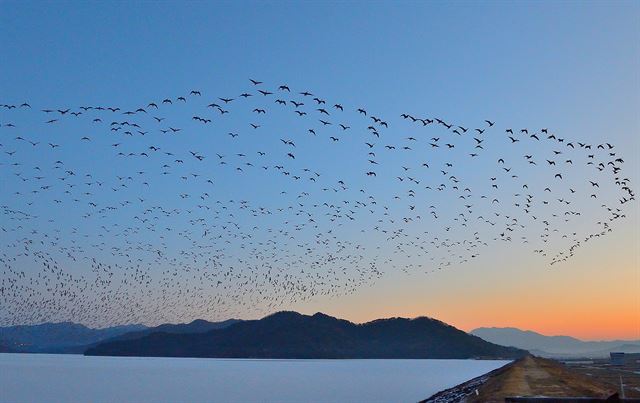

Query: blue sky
1,1,638,338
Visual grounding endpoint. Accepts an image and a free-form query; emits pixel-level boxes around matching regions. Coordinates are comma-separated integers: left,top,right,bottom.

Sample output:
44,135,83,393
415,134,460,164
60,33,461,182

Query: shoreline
420,355,639,402
421,359,515,402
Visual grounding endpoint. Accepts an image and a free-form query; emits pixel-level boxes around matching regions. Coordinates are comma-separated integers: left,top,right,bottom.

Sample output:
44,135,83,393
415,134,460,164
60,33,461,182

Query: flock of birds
0,79,634,327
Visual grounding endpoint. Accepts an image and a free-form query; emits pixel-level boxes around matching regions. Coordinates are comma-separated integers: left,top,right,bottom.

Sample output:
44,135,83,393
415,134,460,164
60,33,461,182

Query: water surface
0,353,509,402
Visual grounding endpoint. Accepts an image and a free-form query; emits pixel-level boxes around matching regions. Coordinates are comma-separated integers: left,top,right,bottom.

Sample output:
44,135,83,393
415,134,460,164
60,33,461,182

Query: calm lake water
0,353,509,402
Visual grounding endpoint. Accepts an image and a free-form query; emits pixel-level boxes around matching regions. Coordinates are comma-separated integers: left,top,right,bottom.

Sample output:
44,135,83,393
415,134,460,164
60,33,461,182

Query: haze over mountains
103,319,242,343
5,316,635,360
471,327,640,358
85,311,525,359
0,322,146,353
0,319,242,353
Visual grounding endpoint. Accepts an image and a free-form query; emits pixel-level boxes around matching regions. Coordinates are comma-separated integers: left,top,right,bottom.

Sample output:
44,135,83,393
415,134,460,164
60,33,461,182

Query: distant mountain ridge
102,318,242,343
86,311,526,359
0,322,147,353
0,319,241,354
471,327,640,358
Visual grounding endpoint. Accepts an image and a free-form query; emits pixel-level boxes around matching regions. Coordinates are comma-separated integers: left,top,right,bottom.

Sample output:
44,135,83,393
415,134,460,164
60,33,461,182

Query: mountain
0,322,147,353
0,340,16,353
0,319,241,354
102,318,242,343
86,311,527,359
470,327,640,358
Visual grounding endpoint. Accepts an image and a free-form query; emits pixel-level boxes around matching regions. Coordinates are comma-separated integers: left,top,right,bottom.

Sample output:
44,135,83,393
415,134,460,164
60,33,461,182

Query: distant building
611,352,625,365
610,352,640,365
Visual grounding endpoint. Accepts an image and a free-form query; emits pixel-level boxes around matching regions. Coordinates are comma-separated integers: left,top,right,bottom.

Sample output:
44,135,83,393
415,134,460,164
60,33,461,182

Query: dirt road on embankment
423,355,616,402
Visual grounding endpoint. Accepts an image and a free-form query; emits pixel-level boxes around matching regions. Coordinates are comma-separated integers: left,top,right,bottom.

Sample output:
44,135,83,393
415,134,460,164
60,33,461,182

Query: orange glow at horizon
296,218,640,341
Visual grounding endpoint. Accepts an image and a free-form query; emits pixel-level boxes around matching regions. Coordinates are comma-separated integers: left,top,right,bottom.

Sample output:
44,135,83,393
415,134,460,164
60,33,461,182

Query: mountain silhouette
0,322,147,353
102,318,242,343
471,327,640,358
86,311,526,359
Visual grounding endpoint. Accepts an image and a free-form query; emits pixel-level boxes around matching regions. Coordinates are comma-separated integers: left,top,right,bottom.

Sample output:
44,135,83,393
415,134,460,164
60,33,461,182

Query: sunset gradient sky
1,1,638,340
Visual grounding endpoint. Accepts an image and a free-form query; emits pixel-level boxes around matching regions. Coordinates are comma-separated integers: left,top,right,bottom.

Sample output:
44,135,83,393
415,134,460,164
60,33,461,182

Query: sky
0,1,638,340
